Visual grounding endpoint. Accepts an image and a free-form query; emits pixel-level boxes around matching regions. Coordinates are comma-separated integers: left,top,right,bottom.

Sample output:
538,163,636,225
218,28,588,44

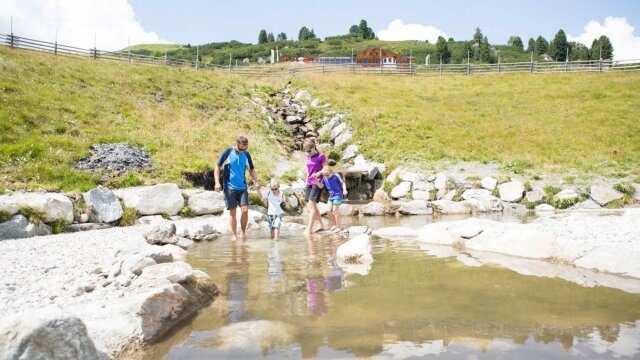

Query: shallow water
144,214,640,359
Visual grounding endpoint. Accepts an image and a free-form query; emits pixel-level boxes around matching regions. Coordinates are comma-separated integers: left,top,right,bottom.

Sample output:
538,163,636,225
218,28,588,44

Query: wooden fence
3,33,640,77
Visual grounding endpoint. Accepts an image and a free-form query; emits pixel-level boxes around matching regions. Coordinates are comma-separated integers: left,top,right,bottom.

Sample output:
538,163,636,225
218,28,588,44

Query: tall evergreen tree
298,26,310,41
309,29,316,39
550,29,568,61
473,27,483,46
267,32,275,43
434,36,451,63
349,25,359,36
479,36,493,62
276,32,287,41
535,36,549,55
359,20,371,39
591,35,614,59
258,29,268,44
527,38,535,53
508,36,524,51
569,42,590,61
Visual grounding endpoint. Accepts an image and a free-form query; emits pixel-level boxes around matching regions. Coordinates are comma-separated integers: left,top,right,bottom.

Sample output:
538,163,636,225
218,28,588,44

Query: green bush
249,192,265,206
328,150,341,162
501,159,533,174
51,220,69,234
19,206,46,225
178,206,196,218
269,121,292,138
118,207,138,227
280,168,299,184
106,172,144,189
0,210,11,223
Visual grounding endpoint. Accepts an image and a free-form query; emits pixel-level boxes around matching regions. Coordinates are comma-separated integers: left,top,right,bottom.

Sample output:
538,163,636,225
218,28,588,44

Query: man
214,136,261,240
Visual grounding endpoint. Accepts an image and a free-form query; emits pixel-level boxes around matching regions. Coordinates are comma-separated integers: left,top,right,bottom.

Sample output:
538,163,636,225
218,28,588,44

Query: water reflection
146,215,640,360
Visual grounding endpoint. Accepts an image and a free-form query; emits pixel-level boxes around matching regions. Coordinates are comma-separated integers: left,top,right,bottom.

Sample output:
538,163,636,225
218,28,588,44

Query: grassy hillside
285,72,640,178
0,47,281,192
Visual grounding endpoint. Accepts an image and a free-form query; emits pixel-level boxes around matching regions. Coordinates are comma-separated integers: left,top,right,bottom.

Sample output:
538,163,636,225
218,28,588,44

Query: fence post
9,33,14,47
530,51,534,74
322,64,325,74
498,56,501,73
54,40,58,55
599,58,602,73
195,46,199,70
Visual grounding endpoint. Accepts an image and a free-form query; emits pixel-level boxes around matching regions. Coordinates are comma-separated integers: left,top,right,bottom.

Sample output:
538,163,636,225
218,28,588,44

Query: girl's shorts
267,214,283,230
328,199,343,205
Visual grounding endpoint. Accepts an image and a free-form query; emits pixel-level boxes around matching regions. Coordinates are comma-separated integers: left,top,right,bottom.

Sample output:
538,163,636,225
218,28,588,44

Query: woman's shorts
327,199,343,205
304,185,322,203
267,214,283,230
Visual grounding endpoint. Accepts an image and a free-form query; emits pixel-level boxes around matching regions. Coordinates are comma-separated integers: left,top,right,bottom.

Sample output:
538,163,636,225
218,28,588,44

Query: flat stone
84,187,123,223
398,200,433,215
188,191,226,215
432,200,474,215
391,182,412,199
113,183,184,216
412,190,431,201
481,177,497,191
342,145,359,161
336,234,372,263
498,181,525,202
434,173,448,190
555,189,579,201
371,226,418,239
589,186,624,206
0,214,52,240
334,127,353,147
569,199,602,210
526,188,545,203
535,204,555,211
0,193,74,223
361,201,384,216
138,261,194,284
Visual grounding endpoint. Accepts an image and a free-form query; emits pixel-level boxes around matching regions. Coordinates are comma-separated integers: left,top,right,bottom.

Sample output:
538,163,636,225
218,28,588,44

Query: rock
121,254,157,276
0,214,52,240
412,190,431,201
412,181,433,191
143,246,174,264
188,191,226,215
65,223,112,233
589,186,624,206
481,177,497,191
434,173,448,190
316,202,329,216
0,309,104,360
432,200,474,215
177,237,194,250
310,98,320,107
416,223,463,245
569,199,602,210
465,226,558,259
294,90,312,102
74,143,152,175
137,284,199,342
113,183,184,216
0,193,74,223
398,200,433,215
342,145,359,160
371,227,418,239
136,215,167,225
632,184,640,201
330,123,347,140
84,187,123,223
362,201,384,216
138,261,194,284
144,223,179,245
334,127,353,147
573,248,640,279
222,209,266,224
161,244,188,261
391,182,412,199
462,189,491,200
373,188,389,202
285,115,303,124
0,203,19,217
174,219,220,240
436,188,448,200
387,169,426,183
349,155,385,180
79,213,89,223
555,189,579,201
347,226,370,237
384,203,400,215
287,194,299,209
498,181,525,202
336,234,373,263
535,204,555,211
525,188,545,203
338,204,357,216
441,190,456,201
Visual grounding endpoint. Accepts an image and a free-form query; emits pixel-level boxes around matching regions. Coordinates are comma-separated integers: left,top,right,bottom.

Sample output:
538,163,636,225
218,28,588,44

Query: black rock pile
75,143,153,175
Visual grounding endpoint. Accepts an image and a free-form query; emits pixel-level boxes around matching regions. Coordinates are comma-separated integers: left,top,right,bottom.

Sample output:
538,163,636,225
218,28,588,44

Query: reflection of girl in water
324,256,343,291
306,237,328,316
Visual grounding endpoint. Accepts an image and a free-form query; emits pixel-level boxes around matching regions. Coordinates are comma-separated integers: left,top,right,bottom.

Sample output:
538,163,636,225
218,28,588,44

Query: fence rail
2,33,640,77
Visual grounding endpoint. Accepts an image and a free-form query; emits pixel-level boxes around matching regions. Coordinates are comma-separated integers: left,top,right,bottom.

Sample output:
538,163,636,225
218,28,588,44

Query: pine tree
550,29,568,61
479,36,493,62
535,36,548,55
434,36,451,63
309,29,316,39
359,20,370,39
596,35,614,59
508,36,524,51
298,26,310,41
349,25,359,37
267,32,275,43
258,30,268,44
473,27,483,46
276,32,287,41
527,38,535,53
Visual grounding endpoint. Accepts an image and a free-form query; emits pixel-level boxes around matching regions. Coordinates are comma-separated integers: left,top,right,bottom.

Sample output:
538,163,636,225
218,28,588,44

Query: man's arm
214,165,222,192
249,168,261,192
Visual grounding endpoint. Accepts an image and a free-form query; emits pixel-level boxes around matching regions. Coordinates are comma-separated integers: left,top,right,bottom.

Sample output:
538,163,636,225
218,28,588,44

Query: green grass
18,206,46,225
178,206,196,218
0,47,281,192
118,206,138,227
0,210,11,222
285,72,640,178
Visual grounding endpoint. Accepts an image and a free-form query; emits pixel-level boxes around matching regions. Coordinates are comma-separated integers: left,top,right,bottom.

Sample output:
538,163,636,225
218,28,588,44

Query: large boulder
481,177,497,191
633,184,640,201
0,214,52,240
137,261,194,284
497,181,525,202
330,123,347,140
391,182,412,199
0,193,73,223
412,190,431,201
187,191,226,215
334,127,353,147
434,173,448,191
589,186,624,206
461,189,503,212
84,187,123,223
144,223,179,245
465,225,558,259
342,145,359,161
336,234,373,263
362,201,384,216
0,203,19,217
525,188,545,203
412,181,434,191
113,183,184,216
338,204,357,216
0,309,105,360
398,200,433,215
431,200,474,215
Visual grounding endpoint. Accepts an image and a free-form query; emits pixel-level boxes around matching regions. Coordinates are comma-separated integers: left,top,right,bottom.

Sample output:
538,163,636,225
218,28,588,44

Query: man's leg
240,205,249,239
229,207,238,241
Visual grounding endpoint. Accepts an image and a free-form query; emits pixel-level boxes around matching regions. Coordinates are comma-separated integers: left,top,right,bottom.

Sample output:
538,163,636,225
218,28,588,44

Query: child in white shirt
262,178,287,240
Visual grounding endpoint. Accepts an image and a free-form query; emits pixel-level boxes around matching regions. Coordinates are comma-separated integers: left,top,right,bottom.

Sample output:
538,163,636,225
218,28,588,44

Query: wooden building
354,47,412,65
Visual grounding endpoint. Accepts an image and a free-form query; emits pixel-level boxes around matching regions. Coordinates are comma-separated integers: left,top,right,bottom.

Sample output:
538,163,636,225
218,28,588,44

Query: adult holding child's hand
214,136,261,241
303,139,327,235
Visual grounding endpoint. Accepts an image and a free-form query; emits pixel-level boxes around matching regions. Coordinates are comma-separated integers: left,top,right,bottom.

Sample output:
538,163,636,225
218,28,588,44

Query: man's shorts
328,198,343,205
304,185,322,203
267,214,283,230
223,188,249,210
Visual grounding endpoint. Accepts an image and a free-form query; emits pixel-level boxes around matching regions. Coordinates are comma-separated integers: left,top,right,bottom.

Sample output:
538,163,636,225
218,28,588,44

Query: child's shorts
267,214,283,230
328,199,343,205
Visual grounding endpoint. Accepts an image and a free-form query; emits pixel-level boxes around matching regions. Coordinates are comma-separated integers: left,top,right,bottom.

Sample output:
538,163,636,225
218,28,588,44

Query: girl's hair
270,178,280,189
303,139,316,152
321,165,333,175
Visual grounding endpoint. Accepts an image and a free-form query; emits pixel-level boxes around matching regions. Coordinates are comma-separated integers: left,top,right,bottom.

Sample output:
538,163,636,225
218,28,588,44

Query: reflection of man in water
226,240,250,323
267,241,285,294
306,237,328,316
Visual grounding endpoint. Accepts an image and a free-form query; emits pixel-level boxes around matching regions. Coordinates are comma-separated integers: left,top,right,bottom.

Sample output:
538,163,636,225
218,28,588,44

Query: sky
1,0,639,59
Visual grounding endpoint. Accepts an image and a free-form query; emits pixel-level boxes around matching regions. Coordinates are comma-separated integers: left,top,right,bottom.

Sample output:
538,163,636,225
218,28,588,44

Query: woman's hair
303,139,316,152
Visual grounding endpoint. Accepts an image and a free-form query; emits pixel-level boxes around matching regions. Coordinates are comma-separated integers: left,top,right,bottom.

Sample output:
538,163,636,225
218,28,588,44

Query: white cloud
377,19,448,43
568,16,640,60
0,0,168,51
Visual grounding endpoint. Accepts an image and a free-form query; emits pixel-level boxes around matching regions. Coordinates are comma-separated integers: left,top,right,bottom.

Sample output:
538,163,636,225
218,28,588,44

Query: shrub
107,172,144,188
501,159,533,174
328,150,341,162
19,206,46,225
281,168,299,184
453,188,465,202
0,210,11,223
178,206,196,218
118,207,138,227
51,220,69,234
249,192,265,206
269,121,292,138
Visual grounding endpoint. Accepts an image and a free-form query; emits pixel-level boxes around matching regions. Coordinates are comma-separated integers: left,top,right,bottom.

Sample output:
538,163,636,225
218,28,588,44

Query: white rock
391,182,412,199
441,190,456,201
334,127,353,147
361,201,384,216
434,173,448,190
338,204,357,216
0,203,19,216
555,189,579,201
161,244,188,261
412,190,431,201
569,199,602,210
79,214,89,223
144,223,178,245
136,215,167,225
481,177,497,191
347,226,370,237
535,204,555,211
465,226,558,259
84,187,123,223
371,227,418,239
0,214,52,240
121,255,157,276
574,248,640,278
138,261,193,284
589,186,624,206
330,123,347,140
416,223,461,245
0,193,73,223
498,181,525,202
113,183,184,216
142,246,174,264
314,202,329,216
431,200,474,215
342,145,359,160
632,184,640,201
188,191,226,215
176,237,194,250
174,218,221,240
287,195,299,209
336,234,373,263
412,181,434,191
525,188,545,203
294,90,312,102
398,200,432,215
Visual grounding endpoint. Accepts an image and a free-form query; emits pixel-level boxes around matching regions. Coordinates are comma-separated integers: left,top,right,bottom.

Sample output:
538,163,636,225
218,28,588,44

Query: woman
303,139,327,235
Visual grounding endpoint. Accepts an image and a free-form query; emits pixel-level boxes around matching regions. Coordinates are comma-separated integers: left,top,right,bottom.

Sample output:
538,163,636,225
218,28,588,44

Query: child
315,166,348,233
262,178,287,240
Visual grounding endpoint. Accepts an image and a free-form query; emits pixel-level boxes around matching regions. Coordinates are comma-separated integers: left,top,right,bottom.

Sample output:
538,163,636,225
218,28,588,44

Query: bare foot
332,228,342,233
313,227,325,233
241,232,247,240
231,235,238,241
329,226,337,231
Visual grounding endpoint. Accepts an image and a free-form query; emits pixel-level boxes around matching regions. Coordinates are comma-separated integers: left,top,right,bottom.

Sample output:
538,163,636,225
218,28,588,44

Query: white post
530,51,534,74
195,45,199,70
54,30,58,55
228,53,232,73
467,50,470,75
565,47,569,72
